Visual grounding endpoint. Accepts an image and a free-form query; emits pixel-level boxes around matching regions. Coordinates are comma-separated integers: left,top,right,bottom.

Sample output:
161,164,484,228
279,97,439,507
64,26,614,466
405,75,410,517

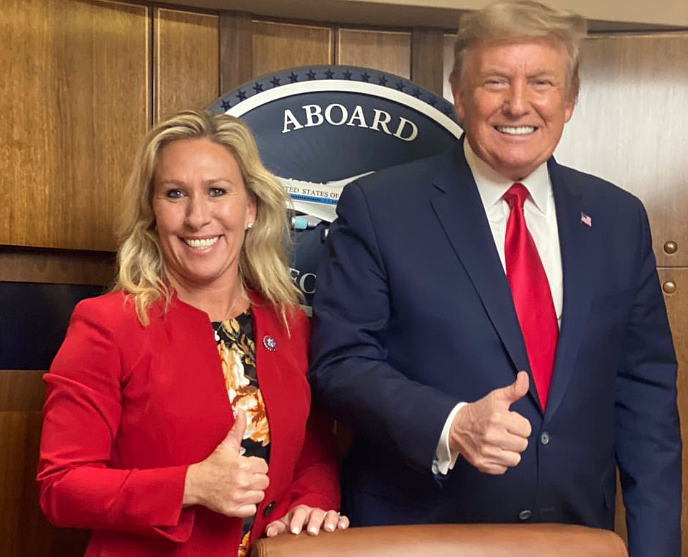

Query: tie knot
503,182,529,209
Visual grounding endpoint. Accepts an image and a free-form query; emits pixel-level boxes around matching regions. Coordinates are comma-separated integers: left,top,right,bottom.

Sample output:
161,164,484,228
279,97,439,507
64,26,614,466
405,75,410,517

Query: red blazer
38,291,340,557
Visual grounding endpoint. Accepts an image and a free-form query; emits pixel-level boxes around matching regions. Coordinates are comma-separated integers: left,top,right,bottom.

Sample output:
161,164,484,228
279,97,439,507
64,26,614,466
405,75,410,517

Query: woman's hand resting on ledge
265,505,349,537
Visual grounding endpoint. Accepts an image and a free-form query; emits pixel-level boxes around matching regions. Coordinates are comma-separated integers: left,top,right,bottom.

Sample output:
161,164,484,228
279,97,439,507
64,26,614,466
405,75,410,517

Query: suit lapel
429,142,535,402
544,159,596,420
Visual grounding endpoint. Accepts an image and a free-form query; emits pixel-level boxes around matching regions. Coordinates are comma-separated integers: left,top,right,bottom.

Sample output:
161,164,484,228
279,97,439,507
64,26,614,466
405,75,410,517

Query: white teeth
184,237,219,249
495,126,536,135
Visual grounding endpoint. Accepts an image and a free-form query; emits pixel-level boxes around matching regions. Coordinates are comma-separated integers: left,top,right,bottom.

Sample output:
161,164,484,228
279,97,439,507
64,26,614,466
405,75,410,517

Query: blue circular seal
208,65,463,308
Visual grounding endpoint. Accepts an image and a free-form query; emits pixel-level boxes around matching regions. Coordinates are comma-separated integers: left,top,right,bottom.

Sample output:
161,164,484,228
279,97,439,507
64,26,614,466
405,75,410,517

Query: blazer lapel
429,142,535,401
544,159,596,420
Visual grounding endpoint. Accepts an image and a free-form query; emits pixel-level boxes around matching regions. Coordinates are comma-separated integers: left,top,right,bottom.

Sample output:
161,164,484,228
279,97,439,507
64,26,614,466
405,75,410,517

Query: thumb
223,408,247,452
498,371,529,406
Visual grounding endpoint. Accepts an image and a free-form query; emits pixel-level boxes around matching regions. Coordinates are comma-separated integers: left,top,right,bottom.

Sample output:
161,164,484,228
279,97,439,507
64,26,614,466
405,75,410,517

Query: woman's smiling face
152,138,256,291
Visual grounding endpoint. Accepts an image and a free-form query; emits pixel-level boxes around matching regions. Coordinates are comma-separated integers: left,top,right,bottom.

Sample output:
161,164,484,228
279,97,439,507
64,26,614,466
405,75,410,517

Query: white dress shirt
432,140,563,475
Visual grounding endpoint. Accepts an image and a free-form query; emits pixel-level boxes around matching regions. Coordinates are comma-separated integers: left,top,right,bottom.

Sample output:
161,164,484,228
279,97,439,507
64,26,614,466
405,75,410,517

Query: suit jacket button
540,432,550,445
519,509,532,521
263,501,276,518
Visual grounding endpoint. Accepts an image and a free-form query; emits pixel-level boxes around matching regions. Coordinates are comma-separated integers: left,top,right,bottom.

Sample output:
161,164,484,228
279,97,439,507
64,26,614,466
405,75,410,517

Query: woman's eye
209,187,226,197
165,189,184,199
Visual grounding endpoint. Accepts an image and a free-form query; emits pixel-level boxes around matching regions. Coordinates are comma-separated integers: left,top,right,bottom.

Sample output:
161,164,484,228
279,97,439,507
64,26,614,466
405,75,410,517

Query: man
308,2,681,556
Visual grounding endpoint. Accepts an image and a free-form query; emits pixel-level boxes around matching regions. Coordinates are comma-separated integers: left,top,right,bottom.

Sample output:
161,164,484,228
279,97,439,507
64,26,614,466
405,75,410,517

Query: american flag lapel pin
580,211,592,227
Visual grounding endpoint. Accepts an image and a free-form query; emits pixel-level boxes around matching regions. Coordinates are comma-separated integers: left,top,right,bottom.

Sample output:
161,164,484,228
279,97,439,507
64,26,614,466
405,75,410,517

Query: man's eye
166,189,184,199
209,187,226,197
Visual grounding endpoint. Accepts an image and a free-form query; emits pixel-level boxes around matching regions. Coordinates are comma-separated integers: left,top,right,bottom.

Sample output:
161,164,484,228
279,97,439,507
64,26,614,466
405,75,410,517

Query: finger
506,411,532,438
250,471,270,491
305,508,328,535
495,435,528,454
224,409,247,452
497,371,530,406
234,503,258,518
478,462,509,475
288,505,310,535
337,515,350,529
266,520,288,538
322,510,341,533
246,456,269,474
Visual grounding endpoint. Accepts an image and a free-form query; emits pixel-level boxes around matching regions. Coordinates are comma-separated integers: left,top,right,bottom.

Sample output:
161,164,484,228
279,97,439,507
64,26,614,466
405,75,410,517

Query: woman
37,110,347,557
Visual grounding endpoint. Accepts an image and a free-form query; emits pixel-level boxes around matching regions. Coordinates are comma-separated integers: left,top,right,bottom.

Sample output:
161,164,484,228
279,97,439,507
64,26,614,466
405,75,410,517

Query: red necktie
503,183,558,409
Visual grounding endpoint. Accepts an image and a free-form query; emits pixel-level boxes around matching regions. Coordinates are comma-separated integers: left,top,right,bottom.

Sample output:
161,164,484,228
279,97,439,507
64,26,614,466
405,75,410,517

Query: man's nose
502,83,528,116
185,195,211,229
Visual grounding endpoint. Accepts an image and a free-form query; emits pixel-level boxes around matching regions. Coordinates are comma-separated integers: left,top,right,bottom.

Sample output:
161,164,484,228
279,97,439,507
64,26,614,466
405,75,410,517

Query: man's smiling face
453,38,575,181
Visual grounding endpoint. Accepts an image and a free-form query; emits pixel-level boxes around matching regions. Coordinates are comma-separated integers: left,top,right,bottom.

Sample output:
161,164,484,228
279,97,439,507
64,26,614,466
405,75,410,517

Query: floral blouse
212,307,270,557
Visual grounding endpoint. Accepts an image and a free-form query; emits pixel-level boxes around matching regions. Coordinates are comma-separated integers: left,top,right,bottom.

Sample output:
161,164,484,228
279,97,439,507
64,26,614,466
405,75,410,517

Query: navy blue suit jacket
309,141,681,557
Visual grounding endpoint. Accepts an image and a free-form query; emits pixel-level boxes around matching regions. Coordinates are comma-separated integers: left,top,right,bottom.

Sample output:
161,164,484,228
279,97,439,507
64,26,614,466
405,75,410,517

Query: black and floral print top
212,307,270,557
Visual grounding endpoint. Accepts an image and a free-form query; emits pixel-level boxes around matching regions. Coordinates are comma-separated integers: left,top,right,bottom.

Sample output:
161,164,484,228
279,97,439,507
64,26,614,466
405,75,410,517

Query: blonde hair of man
114,110,301,326
450,0,588,101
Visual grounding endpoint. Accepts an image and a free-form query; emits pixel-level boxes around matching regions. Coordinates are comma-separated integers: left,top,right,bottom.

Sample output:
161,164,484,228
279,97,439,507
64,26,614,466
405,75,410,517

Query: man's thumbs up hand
449,371,532,475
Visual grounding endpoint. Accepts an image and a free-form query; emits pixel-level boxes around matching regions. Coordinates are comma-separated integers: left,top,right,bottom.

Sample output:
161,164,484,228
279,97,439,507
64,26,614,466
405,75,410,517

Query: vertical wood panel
219,11,253,94
556,34,688,267
411,27,444,96
0,0,149,252
252,20,332,78
0,410,90,557
155,8,219,121
337,28,411,78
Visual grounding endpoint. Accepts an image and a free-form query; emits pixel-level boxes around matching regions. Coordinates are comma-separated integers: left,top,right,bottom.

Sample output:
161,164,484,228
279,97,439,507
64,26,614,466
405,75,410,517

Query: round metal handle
663,281,677,294
663,241,678,254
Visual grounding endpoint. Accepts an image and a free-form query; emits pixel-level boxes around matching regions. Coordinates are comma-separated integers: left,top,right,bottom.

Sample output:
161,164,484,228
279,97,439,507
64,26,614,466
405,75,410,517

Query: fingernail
266,527,274,537
308,527,317,535
325,524,335,532
291,526,300,535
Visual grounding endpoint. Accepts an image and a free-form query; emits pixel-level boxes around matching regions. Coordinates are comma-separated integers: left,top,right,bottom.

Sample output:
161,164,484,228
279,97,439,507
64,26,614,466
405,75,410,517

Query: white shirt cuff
432,402,466,475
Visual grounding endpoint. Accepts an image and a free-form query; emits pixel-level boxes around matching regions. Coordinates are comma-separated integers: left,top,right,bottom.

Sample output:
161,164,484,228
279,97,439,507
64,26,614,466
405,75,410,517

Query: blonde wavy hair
450,0,588,101
114,110,301,326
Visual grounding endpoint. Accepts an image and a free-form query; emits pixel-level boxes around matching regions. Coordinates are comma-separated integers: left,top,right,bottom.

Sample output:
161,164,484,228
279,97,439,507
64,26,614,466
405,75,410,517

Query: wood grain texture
0,0,150,252
411,27,445,96
0,247,115,286
219,11,253,94
556,34,688,267
0,371,46,412
0,411,89,557
337,28,411,79
252,20,332,78
155,8,219,121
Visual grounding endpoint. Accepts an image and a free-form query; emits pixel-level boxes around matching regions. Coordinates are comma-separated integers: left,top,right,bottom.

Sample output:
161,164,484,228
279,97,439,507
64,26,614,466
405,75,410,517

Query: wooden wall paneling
337,28,411,79
0,247,116,286
219,11,253,94
0,409,90,557
555,34,688,267
411,27,444,96
155,7,219,121
251,20,333,78
0,246,114,555
0,0,150,252
0,371,46,412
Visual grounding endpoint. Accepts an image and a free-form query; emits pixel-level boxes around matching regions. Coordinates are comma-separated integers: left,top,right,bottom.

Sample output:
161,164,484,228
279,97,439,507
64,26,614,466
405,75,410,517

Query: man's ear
452,82,466,122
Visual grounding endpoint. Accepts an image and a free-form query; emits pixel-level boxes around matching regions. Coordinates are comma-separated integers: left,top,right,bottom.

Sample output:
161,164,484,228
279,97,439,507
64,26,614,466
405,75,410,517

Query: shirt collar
463,138,552,215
